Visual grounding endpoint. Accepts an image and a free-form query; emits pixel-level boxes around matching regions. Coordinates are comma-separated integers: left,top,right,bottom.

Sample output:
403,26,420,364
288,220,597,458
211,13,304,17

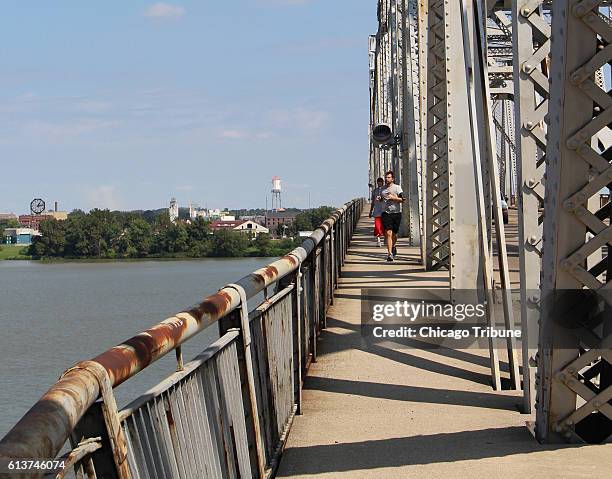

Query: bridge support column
512,0,550,415
537,0,612,444
399,0,422,245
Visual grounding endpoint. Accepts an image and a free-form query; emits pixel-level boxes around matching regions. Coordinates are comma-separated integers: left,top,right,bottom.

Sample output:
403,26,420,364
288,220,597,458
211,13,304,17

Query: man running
368,177,385,247
380,171,404,262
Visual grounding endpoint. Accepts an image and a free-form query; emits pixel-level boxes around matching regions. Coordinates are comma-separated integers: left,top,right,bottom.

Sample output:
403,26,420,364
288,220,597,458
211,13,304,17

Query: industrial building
3,228,40,245
265,211,298,231
210,220,269,238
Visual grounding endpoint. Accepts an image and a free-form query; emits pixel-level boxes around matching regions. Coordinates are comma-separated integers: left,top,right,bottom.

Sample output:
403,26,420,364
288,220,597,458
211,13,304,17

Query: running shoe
386,254,394,262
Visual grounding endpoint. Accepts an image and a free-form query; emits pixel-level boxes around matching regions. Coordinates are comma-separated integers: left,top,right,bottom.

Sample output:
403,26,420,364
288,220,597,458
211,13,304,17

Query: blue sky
0,1,376,213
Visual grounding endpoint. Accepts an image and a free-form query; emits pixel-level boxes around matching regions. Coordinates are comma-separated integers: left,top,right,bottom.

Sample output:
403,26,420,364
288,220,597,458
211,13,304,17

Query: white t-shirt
381,183,403,214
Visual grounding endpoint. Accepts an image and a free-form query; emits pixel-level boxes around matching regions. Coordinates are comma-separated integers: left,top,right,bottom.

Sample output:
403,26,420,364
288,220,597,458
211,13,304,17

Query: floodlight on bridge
371,123,396,147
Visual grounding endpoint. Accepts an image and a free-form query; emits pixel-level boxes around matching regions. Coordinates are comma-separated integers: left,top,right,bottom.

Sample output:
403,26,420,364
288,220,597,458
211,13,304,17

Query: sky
0,1,377,213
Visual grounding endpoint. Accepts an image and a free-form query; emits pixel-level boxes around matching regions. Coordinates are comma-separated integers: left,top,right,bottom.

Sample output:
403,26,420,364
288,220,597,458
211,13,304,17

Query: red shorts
374,216,384,237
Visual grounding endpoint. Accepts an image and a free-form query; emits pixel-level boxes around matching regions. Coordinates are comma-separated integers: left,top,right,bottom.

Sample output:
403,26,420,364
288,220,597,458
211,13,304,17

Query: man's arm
386,193,405,203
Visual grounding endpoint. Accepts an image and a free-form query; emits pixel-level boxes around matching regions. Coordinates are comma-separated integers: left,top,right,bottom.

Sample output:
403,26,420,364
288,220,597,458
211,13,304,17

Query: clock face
30,198,46,215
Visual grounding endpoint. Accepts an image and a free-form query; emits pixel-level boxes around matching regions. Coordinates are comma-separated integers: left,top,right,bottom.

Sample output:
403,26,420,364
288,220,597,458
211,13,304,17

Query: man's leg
385,229,393,255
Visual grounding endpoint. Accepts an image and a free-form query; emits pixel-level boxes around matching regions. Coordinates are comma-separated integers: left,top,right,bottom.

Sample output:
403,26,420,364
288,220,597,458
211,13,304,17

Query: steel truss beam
512,0,551,415
425,0,451,269
538,0,612,444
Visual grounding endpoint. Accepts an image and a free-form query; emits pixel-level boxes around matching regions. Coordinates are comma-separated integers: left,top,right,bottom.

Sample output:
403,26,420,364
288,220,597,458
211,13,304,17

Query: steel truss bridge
0,1,611,477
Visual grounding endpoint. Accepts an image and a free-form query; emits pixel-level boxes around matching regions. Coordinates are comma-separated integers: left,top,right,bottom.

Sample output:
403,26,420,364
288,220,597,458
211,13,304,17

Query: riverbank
0,245,31,260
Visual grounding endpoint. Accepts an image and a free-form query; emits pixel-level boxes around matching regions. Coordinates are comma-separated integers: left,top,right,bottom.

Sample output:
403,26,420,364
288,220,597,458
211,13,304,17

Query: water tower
271,176,282,211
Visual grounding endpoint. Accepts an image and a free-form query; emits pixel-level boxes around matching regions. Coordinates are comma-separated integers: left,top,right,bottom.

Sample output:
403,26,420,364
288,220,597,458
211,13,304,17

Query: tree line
27,206,334,260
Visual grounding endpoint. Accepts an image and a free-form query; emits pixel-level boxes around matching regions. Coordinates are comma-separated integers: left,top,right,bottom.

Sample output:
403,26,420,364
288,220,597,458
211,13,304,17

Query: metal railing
0,199,364,479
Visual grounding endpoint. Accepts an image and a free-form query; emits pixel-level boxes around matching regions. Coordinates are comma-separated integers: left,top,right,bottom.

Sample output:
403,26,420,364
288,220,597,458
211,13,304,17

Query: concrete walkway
276,213,611,478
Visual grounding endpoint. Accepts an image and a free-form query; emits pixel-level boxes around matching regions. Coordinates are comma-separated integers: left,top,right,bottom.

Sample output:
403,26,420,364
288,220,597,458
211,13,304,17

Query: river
0,258,273,438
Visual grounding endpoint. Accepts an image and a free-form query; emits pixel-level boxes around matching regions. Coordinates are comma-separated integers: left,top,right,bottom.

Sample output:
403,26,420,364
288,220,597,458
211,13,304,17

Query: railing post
67,362,131,479
218,295,265,477
279,267,303,415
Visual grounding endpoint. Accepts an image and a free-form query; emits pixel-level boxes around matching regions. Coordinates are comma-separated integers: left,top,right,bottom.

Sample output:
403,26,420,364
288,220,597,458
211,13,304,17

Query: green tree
30,218,66,257
253,233,272,256
187,218,211,243
154,223,189,254
210,230,249,257
117,217,152,257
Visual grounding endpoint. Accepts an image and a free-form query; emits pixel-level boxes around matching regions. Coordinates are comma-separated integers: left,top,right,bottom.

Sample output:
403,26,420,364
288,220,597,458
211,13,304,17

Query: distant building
169,198,179,223
0,213,18,222
210,220,269,238
19,215,47,230
265,211,298,232
42,211,68,221
240,215,266,225
3,228,40,245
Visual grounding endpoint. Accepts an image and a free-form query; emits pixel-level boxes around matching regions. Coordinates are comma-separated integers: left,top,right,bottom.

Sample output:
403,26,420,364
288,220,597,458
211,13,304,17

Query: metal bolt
525,121,534,129
563,200,575,211
521,7,531,16
574,5,587,17
571,72,582,85
529,235,539,245
567,139,579,150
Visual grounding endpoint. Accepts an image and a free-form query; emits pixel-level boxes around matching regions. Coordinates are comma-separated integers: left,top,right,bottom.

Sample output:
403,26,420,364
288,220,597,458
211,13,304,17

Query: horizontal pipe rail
0,198,363,474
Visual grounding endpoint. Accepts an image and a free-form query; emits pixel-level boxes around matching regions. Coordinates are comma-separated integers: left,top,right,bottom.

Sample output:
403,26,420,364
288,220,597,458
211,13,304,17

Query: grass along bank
0,245,32,260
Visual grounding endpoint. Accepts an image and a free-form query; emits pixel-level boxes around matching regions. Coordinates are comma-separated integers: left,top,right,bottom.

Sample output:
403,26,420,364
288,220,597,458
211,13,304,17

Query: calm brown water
0,258,272,438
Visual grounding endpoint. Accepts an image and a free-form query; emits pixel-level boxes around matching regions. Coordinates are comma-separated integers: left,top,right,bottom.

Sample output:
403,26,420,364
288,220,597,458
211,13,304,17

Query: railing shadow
278,427,589,476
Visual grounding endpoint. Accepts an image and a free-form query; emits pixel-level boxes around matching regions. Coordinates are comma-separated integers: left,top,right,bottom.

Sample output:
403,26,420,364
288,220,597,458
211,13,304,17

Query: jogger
369,177,385,247
380,171,404,262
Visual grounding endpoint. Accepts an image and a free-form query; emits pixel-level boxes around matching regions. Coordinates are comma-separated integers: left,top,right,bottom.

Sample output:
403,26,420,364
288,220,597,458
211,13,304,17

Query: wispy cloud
217,129,274,140
144,3,185,20
219,129,247,139
267,108,329,134
256,0,312,5
85,185,124,211
24,119,121,141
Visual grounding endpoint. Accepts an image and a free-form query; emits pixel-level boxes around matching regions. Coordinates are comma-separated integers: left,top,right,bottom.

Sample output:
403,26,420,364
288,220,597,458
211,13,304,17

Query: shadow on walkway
304,376,519,411
279,427,588,476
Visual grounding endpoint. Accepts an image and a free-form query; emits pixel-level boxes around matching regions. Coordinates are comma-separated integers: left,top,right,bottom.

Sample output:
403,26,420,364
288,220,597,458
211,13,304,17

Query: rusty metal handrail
0,198,363,466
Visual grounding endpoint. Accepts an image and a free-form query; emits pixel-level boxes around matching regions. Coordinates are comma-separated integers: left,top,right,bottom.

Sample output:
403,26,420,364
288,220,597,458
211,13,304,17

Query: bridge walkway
276,212,610,479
